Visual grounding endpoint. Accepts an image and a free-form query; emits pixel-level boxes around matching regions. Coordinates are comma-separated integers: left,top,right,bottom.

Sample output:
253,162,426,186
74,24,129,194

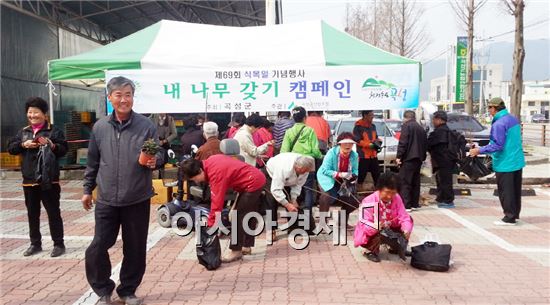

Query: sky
282,0,550,62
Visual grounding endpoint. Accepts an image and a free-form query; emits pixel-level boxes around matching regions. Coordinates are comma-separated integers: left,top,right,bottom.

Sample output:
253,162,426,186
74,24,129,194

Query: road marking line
435,207,550,253
72,227,168,305
0,234,96,241
0,198,82,202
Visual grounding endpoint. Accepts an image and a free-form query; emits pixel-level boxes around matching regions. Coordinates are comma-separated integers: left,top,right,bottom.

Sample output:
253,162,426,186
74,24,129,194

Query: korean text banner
105,64,420,113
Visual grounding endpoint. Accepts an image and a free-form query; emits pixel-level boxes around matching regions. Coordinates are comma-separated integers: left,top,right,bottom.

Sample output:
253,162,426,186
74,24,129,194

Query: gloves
167,149,176,159
337,172,352,180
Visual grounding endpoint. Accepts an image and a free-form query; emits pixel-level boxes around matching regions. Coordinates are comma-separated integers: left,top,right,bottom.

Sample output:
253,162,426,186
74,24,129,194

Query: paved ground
1,179,549,305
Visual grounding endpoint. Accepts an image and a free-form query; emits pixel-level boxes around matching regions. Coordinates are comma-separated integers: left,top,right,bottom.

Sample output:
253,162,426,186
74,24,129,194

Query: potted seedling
139,138,160,166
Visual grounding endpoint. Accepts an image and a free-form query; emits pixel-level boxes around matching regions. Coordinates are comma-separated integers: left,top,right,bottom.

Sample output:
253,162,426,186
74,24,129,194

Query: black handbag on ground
196,226,221,270
410,241,452,272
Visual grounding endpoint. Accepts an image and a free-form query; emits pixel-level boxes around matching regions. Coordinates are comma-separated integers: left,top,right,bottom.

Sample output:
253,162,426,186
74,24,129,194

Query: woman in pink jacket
354,172,413,262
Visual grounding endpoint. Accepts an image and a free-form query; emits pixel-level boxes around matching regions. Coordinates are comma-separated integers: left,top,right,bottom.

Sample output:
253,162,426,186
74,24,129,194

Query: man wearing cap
195,121,222,161
470,97,525,225
428,111,456,208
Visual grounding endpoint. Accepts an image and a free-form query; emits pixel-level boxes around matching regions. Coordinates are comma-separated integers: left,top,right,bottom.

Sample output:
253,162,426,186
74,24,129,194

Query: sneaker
437,202,455,209
405,208,413,213
120,294,143,305
50,245,66,257
97,294,112,305
221,250,243,263
364,252,381,263
241,247,252,255
494,218,516,226
411,207,421,211
23,245,42,257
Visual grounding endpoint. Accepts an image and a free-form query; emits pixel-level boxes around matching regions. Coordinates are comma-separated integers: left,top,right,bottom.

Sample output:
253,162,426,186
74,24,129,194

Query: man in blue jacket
470,97,525,226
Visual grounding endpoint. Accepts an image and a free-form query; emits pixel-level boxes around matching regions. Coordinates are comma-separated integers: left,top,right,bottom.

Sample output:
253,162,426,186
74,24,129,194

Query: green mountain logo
362,78,395,88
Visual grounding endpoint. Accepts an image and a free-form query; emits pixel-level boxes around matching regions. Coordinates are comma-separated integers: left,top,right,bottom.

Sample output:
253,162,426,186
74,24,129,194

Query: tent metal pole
48,80,55,124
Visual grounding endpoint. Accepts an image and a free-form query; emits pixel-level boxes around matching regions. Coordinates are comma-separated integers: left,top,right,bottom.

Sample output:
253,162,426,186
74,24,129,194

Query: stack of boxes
54,111,83,166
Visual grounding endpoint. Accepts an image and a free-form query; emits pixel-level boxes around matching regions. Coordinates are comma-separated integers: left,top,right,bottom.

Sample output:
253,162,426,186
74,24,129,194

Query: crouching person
317,132,359,229
180,155,266,263
354,172,413,263
262,153,315,240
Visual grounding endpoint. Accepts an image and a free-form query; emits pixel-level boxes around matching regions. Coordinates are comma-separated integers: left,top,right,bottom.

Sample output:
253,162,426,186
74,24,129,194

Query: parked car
423,112,491,150
531,113,548,123
384,119,403,140
331,117,399,168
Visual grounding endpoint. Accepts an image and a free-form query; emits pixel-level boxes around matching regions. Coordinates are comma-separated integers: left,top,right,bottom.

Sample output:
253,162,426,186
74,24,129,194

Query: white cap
338,138,356,145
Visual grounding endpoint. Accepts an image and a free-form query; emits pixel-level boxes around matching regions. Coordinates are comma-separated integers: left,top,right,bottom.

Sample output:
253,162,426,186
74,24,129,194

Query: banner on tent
106,65,419,113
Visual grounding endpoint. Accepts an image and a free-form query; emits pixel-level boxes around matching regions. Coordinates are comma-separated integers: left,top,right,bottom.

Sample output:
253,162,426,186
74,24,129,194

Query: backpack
447,130,467,162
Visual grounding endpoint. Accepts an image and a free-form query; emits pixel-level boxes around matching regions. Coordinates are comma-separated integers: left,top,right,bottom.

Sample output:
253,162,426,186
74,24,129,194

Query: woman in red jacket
181,155,266,263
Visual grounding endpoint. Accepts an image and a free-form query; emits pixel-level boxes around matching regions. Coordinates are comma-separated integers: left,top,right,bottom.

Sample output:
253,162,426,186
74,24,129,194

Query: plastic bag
196,226,221,270
459,156,493,180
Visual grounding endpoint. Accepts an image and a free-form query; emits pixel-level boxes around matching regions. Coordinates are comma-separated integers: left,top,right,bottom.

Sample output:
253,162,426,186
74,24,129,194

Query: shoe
120,294,143,305
50,245,66,257
242,247,252,255
437,202,455,209
221,250,243,263
97,294,112,305
494,218,516,226
405,208,413,213
23,245,42,257
364,252,381,263
411,206,421,211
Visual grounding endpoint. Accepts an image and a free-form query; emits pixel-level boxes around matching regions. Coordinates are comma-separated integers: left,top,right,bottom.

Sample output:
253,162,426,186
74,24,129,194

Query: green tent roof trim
48,22,161,80
320,21,417,66
48,20,421,81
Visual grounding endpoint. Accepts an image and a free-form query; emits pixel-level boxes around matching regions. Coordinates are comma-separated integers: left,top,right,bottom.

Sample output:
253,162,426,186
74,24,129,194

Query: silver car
331,117,399,168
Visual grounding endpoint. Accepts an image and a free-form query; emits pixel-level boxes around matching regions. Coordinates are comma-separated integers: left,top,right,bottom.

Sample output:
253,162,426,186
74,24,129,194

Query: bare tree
450,0,487,115
344,0,430,58
391,0,431,58
503,0,525,120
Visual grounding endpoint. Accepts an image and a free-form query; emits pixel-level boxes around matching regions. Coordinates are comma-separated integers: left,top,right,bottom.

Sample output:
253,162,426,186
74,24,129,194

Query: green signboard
455,36,467,103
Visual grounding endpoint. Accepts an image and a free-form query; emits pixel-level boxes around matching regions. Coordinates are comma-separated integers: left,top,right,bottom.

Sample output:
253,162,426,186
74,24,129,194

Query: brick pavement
0,179,549,305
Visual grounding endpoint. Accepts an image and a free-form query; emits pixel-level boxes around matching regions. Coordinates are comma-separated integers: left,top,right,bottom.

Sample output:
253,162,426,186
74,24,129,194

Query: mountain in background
420,39,549,100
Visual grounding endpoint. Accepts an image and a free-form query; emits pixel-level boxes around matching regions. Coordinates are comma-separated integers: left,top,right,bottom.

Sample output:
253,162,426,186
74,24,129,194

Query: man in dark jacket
81,76,164,305
396,110,427,211
427,111,455,208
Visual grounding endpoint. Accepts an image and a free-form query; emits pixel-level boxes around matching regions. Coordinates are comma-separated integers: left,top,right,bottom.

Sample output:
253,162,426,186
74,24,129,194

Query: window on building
489,82,492,88
541,101,550,106
531,111,536,115
489,70,492,76
528,101,535,106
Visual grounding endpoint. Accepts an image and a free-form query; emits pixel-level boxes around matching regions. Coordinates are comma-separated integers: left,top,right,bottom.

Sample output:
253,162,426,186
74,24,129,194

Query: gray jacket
84,111,164,206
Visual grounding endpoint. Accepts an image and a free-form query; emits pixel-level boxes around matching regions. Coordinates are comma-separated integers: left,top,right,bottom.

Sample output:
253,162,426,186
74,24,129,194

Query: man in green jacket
470,97,525,226
281,106,322,212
